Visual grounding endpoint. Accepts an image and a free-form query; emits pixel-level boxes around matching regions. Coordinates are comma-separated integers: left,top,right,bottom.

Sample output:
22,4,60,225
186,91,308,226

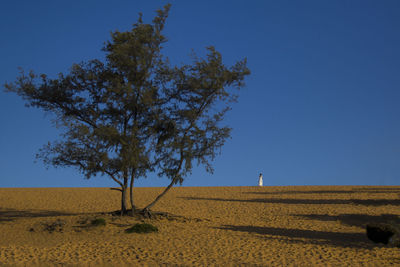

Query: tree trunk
129,173,136,216
142,158,184,217
142,176,178,216
121,185,128,216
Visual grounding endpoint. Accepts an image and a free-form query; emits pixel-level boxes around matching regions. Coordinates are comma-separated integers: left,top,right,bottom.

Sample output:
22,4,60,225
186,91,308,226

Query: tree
4,4,250,216
141,46,250,215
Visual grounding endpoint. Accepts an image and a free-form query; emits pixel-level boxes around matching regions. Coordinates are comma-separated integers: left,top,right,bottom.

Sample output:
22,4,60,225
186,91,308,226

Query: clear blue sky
1,0,399,187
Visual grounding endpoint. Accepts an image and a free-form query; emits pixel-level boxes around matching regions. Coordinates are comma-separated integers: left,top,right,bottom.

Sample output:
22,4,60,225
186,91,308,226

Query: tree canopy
4,4,250,215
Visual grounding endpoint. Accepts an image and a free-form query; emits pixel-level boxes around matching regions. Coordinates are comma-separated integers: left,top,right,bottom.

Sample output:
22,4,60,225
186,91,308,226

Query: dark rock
366,223,400,247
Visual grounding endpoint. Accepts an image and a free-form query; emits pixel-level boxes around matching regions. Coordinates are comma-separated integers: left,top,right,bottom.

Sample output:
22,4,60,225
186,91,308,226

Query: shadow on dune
354,187,400,192
0,208,80,222
216,224,371,248
180,197,400,206
294,213,400,229
244,187,400,195
244,190,357,195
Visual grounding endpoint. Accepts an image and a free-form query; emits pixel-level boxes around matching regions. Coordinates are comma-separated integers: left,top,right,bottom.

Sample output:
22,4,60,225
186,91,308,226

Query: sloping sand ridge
0,186,399,266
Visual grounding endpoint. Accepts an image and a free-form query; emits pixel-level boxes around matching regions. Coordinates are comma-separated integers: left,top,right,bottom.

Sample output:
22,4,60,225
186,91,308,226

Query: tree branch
109,187,123,192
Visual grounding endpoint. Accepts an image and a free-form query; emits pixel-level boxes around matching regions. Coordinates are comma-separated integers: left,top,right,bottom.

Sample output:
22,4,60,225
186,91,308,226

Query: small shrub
125,223,158,233
91,218,106,226
42,219,66,233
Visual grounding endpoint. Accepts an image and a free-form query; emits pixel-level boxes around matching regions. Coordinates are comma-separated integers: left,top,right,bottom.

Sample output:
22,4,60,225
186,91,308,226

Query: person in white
258,173,263,186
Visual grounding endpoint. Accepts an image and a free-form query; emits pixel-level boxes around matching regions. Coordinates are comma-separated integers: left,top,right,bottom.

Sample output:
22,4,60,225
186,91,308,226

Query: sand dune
0,186,399,266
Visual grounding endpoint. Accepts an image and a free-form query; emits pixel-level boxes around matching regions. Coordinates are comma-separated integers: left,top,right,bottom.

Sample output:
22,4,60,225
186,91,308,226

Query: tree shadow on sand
244,190,357,195
243,187,400,196
293,213,400,229
180,197,400,206
216,224,372,248
0,208,81,222
354,187,400,192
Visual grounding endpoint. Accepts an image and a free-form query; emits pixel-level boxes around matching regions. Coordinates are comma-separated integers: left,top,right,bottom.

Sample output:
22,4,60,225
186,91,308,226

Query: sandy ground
0,186,399,266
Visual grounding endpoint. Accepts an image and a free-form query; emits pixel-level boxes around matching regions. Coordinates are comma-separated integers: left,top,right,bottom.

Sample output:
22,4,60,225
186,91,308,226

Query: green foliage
125,223,158,233
91,218,106,226
4,4,250,211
